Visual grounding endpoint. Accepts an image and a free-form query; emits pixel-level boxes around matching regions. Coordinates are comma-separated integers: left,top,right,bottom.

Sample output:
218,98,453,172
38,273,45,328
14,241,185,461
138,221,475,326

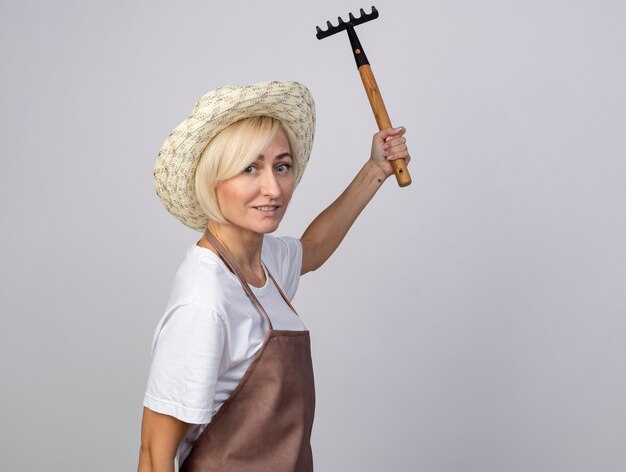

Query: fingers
384,146,411,162
373,126,406,150
375,126,405,143
381,126,410,163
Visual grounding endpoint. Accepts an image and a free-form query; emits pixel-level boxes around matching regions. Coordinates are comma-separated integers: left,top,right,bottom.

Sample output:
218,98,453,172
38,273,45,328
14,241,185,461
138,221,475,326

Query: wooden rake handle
358,64,412,187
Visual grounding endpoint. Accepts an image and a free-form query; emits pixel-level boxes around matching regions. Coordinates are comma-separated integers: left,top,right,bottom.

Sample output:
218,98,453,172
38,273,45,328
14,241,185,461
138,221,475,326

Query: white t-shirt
143,235,306,466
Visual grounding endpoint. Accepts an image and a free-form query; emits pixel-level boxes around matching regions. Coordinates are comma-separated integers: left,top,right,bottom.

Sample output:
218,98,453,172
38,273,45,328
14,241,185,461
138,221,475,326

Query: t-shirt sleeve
263,236,302,300
143,303,227,425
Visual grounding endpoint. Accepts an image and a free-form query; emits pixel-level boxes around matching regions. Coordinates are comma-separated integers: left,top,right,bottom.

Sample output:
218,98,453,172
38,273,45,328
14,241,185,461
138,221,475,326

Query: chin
231,211,286,235
256,222,281,234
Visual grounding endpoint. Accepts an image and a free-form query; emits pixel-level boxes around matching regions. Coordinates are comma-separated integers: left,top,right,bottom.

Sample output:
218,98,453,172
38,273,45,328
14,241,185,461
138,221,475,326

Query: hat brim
154,81,315,232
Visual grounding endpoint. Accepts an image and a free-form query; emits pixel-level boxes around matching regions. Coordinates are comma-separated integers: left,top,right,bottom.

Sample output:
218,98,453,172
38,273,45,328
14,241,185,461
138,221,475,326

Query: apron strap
204,229,274,330
265,269,300,317
204,228,301,329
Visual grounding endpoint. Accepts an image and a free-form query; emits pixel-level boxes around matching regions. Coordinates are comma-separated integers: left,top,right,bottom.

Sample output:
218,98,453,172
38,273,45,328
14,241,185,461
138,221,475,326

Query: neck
203,221,264,273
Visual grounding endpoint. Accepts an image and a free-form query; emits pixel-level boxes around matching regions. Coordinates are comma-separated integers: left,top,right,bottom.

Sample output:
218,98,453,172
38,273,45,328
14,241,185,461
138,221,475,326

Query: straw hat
154,80,316,231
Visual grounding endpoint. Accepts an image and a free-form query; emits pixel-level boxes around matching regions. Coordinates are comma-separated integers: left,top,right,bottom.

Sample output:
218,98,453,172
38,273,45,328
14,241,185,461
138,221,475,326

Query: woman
138,81,410,471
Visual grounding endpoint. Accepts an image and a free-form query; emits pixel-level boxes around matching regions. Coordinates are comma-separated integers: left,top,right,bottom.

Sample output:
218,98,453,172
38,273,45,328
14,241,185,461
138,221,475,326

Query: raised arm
300,126,410,274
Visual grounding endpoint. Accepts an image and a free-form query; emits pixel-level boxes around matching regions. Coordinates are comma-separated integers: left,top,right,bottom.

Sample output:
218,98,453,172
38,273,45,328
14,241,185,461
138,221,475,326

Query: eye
243,165,257,174
276,163,292,173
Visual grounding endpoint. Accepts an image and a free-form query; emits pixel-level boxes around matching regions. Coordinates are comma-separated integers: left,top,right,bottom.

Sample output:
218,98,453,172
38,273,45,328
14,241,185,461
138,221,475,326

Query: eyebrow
257,152,292,161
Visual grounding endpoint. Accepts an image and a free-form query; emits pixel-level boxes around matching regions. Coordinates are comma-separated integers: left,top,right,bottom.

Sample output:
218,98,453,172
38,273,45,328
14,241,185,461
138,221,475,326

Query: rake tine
315,6,379,39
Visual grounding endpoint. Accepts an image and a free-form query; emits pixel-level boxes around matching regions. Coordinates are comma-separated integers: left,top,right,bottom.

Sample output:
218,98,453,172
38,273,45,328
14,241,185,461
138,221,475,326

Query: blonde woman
138,81,410,472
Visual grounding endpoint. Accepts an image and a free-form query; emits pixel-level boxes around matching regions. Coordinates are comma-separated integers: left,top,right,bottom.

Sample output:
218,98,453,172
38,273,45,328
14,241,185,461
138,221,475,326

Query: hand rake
315,6,412,187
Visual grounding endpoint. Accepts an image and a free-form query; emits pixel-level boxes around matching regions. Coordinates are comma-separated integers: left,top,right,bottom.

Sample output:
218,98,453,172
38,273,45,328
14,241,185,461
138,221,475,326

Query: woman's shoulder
262,235,302,299
261,234,301,266
166,244,233,312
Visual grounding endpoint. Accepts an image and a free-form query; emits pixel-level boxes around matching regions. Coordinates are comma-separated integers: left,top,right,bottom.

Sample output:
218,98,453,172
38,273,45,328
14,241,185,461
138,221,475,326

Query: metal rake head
315,6,379,40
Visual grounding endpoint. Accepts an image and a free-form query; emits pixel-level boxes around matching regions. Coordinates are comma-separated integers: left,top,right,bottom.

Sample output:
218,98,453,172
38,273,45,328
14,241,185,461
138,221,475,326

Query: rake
316,6,412,187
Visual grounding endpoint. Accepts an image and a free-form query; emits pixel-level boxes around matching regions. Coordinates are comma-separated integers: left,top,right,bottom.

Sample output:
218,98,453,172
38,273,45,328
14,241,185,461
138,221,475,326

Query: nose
260,170,281,198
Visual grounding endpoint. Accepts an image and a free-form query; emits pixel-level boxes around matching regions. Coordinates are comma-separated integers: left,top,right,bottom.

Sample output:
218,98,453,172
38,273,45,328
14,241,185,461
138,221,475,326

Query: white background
1,0,625,470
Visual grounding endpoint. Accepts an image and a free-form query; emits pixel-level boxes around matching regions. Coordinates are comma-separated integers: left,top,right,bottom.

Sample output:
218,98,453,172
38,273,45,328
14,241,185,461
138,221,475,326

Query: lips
253,205,282,216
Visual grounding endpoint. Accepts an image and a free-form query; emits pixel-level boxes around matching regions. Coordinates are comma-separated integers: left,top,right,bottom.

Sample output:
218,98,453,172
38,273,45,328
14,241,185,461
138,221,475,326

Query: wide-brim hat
154,80,316,232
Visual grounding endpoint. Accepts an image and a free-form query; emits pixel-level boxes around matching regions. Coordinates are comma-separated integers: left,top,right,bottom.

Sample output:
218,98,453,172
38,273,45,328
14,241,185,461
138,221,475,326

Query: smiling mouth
254,206,279,212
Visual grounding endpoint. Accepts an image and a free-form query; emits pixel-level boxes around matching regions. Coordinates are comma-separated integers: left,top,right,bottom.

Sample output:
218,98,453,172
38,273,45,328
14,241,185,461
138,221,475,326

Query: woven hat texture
154,80,315,231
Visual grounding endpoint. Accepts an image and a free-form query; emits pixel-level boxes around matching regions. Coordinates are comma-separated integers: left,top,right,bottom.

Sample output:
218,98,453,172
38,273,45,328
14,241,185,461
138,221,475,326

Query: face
216,126,295,235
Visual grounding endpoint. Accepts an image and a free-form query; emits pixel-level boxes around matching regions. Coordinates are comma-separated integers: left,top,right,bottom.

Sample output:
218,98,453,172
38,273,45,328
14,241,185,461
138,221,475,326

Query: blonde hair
194,116,296,225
